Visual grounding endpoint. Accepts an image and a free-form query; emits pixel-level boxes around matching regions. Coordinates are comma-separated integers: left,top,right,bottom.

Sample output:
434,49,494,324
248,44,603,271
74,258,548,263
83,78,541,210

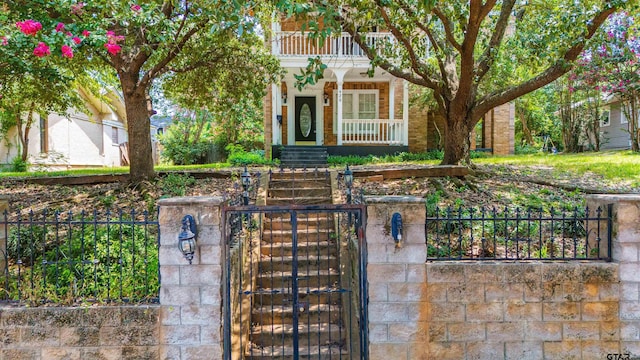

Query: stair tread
261,254,336,262
252,303,340,315
251,322,343,335
245,344,347,357
257,270,339,278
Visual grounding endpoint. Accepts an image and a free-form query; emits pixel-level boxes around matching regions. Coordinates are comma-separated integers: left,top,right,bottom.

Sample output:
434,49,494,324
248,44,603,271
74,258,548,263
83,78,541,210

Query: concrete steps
279,146,328,168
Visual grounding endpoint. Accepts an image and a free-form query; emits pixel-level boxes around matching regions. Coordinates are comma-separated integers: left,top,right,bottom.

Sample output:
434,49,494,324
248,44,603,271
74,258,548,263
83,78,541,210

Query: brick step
260,240,336,257
268,187,331,199
261,229,333,243
262,217,333,231
269,172,331,181
245,344,347,359
250,323,344,348
251,304,342,325
266,197,332,205
252,286,343,306
269,179,331,188
259,255,338,273
256,270,339,290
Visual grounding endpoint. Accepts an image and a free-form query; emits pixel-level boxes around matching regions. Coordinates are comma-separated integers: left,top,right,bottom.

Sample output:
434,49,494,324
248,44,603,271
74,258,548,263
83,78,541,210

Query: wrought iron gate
222,204,368,360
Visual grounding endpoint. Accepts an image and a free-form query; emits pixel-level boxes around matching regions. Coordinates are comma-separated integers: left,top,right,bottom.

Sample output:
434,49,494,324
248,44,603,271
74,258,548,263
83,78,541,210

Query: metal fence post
0,195,9,279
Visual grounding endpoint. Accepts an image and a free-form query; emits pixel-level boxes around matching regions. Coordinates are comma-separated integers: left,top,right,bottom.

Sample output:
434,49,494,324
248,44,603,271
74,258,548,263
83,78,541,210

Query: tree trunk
120,78,155,182
441,112,471,165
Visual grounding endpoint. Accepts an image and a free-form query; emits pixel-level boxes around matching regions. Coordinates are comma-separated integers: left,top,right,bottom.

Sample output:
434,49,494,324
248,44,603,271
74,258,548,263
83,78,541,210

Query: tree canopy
283,0,630,164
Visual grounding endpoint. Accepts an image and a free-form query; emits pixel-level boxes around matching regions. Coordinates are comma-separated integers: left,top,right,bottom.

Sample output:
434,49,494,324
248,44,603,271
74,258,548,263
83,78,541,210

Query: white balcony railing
341,119,404,145
273,31,391,58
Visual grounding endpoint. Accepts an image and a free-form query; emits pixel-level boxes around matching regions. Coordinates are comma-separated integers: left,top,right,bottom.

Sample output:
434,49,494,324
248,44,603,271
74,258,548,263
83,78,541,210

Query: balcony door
295,96,317,145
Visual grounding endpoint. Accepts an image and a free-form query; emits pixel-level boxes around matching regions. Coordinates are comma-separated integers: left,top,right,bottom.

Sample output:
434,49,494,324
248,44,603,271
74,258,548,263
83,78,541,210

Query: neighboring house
0,88,129,169
600,99,633,150
264,17,514,158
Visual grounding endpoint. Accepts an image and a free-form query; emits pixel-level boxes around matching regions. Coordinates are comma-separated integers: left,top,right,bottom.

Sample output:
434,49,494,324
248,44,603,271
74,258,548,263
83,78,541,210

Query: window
621,109,629,124
39,115,48,153
112,126,119,144
599,107,610,127
333,90,379,133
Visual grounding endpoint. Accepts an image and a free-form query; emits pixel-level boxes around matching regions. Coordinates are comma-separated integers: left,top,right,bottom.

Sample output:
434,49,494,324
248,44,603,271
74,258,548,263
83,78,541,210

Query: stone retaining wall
0,306,159,360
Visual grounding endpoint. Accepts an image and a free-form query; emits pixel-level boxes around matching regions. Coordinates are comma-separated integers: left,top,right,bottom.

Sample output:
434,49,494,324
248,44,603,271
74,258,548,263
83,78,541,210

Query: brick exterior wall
263,86,273,159
0,306,159,359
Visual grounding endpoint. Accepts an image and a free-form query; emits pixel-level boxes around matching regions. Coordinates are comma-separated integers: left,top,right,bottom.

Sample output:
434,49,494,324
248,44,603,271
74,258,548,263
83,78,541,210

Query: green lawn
474,150,640,184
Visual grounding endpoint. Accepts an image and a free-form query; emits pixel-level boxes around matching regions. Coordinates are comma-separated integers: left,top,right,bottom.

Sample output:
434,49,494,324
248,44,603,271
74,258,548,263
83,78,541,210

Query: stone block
80,348,122,360
121,346,159,360
368,264,406,283
446,282,485,303
20,327,59,347
183,345,223,360
581,341,622,360
485,283,524,302
0,349,38,360
486,321,525,341
619,263,640,282
542,282,565,302
388,283,427,302
159,325,201,345
428,322,446,342
429,302,465,322
620,322,640,340
200,325,221,344
406,264,426,282
466,302,504,322
160,245,195,266
194,225,222,246
405,303,428,322
388,322,428,343
386,244,426,264
179,265,221,286
505,341,544,360
598,283,621,301
197,245,222,265
369,323,388,342
421,341,465,360
0,327,20,347
466,341,505,360
41,348,81,360
503,263,542,284
464,264,503,283
621,341,640,357
542,263,580,283
427,263,465,283
160,265,180,285
621,302,640,320
369,283,388,302
579,263,618,283
562,322,600,340
121,307,159,327
582,301,619,321
447,322,486,341
180,305,218,326
367,244,388,263
505,301,542,321
369,343,408,360
158,345,181,360
200,286,222,305
601,321,621,341
369,303,410,322
542,302,580,321
59,326,100,347
613,243,639,262
82,307,122,327
542,340,581,359
160,306,181,326
525,322,562,341
524,280,544,302
160,285,201,306
621,283,639,301
426,283,448,302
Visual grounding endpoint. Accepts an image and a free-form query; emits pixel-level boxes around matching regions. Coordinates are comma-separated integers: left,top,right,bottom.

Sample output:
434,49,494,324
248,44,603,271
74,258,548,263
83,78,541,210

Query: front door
295,96,316,144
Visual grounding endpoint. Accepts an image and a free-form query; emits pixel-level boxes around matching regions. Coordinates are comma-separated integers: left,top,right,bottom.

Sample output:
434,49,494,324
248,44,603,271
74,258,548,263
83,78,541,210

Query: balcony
272,31,391,58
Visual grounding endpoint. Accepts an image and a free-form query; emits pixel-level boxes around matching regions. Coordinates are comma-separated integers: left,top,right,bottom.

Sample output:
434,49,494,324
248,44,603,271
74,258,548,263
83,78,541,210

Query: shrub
10,156,28,172
226,144,275,166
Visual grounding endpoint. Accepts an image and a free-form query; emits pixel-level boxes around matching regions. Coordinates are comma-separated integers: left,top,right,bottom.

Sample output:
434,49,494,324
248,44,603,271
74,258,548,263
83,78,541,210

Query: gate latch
391,212,403,248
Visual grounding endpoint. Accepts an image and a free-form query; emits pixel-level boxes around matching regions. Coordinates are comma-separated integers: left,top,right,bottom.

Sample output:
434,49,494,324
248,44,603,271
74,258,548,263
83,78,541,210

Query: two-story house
263,17,515,162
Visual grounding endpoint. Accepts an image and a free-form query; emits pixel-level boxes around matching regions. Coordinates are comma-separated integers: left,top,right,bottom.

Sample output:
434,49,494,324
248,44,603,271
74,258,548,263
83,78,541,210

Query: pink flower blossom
106,31,125,44
16,20,42,36
72,37,82,45
33,42,51,57
70,2,85,15
130,4,141,12
55,22,65,32
1,37,7,46
104,42,121,55
61,45,74,58
82,30,90,37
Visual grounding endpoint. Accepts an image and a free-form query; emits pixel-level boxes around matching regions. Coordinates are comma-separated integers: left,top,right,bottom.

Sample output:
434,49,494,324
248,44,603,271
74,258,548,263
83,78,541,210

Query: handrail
273,31,392,57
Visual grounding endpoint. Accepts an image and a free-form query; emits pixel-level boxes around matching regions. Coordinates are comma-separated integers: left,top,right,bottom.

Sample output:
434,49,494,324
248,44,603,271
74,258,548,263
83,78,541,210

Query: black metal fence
426,205,612,261
1,209,159,305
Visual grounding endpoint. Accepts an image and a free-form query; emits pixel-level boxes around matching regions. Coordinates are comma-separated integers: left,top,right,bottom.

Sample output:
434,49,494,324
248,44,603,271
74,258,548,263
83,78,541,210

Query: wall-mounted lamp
391,212,403,248
323,92,330,106
178,215,197,264
282,91,288,105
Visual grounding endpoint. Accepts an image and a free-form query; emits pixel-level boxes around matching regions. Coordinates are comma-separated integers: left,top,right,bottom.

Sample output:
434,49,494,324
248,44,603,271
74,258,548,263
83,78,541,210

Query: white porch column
271,83,280,145
403,80,409,146
389,80,395,120
335,70,347,146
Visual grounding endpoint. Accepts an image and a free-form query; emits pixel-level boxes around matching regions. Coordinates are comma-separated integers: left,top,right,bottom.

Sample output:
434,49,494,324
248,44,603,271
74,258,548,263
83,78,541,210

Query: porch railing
273,31,391,57
341,119,404,145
